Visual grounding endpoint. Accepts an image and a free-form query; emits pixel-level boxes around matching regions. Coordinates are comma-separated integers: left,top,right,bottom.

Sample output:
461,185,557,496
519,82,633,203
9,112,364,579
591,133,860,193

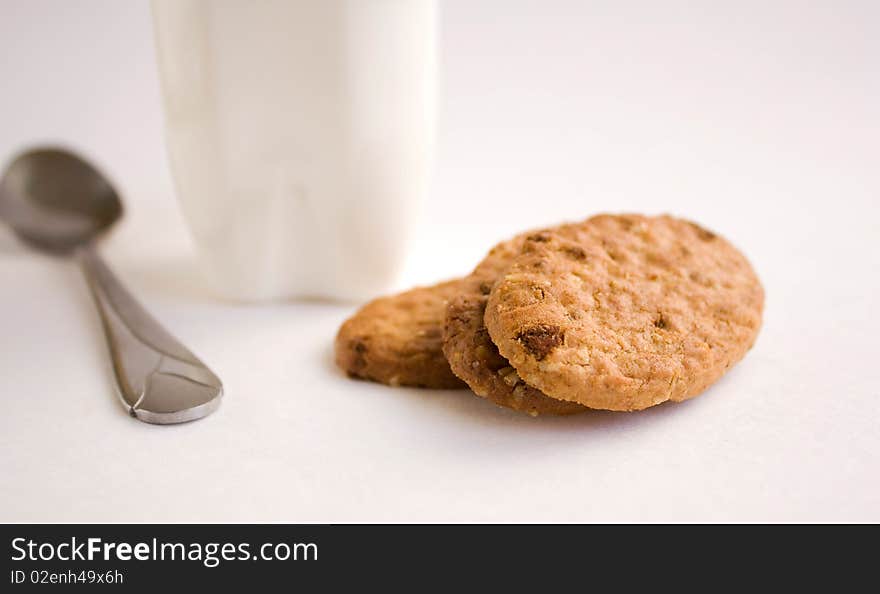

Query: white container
151,0,436,301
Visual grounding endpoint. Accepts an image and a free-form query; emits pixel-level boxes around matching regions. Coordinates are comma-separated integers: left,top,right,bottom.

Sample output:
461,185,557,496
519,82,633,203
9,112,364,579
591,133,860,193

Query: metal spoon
0,147,222,424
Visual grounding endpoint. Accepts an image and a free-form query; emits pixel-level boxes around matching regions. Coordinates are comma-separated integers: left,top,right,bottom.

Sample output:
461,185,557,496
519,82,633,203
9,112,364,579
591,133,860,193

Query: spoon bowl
0,148,121,254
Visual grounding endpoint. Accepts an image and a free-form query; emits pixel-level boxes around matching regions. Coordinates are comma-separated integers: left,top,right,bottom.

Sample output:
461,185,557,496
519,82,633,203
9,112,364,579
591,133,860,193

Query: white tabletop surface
1,0,878,522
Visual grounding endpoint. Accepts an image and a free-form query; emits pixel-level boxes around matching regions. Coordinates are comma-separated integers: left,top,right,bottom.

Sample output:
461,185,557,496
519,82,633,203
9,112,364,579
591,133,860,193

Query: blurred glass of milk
150,0,436,301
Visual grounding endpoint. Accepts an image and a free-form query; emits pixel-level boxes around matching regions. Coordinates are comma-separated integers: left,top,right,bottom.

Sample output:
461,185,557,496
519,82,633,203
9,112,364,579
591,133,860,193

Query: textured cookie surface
484,214,764,411
443,229,588,415
444,293,587,415
335,280,466,389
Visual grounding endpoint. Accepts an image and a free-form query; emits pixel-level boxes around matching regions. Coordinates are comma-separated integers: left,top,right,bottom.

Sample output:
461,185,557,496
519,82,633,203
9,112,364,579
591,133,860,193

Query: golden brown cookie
484,214,764,411
443,229,588,415
335,280,466,389
445,293,587,415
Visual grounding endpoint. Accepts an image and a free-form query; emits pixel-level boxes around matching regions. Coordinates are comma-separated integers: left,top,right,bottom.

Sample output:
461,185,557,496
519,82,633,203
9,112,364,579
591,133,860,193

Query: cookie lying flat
335,280,466,389
485,214,764,411
443,230,588,416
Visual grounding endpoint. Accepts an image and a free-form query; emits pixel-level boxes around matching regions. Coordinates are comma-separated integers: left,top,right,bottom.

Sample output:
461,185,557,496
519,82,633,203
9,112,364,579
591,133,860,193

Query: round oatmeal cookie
444,293,587,415
484,214,764,411
443,228,588,415
335,280,467,389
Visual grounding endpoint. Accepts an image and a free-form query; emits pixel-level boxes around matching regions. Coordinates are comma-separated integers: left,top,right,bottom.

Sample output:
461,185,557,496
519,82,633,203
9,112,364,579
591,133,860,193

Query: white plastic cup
151,0,436,300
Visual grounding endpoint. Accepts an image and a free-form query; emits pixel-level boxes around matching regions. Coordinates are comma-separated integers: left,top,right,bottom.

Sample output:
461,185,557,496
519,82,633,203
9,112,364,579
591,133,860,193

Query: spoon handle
77,247,223,424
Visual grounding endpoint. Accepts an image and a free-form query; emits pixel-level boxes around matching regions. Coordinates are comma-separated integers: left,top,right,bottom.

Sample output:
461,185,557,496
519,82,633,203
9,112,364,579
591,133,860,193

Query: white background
1,0,877,522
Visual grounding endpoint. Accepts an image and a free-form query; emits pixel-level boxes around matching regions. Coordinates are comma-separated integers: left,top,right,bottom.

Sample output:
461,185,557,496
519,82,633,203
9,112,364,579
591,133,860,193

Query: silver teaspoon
0,147,222,424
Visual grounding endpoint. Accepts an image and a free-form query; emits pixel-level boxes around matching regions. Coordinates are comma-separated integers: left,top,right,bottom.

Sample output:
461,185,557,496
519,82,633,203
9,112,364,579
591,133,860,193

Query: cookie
444,293,588,415
335,280,466,389
484,214,764,411
443,229,588,415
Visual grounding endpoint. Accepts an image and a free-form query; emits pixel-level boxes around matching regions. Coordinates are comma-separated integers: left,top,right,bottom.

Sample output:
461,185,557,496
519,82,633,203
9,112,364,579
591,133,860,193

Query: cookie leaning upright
335,280,466,389
484,214,764,411
443,228,587,415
